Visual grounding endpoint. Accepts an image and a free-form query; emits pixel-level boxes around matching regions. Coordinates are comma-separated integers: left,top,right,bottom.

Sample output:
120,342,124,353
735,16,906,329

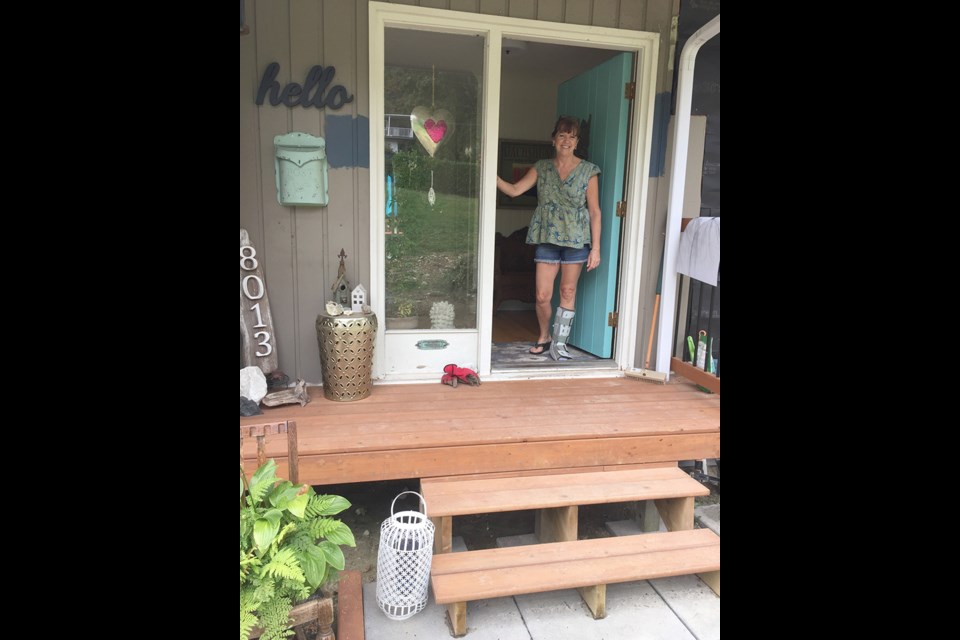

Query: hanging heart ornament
410,106,454,157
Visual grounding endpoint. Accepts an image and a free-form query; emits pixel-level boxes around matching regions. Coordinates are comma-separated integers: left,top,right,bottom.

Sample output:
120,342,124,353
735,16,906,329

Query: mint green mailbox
274,132,329,206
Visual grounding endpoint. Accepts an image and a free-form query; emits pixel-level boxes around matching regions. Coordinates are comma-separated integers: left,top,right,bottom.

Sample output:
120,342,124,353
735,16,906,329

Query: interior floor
491,310,609,370
492,310,539,343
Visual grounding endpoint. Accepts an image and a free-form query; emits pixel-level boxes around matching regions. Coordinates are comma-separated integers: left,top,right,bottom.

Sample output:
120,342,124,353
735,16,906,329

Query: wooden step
432,528,720,635
424,466,717,635
431,528,720,604
421,466,708,517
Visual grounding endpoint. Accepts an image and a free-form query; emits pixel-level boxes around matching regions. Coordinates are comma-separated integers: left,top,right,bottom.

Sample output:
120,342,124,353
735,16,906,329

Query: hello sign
256,62,354,110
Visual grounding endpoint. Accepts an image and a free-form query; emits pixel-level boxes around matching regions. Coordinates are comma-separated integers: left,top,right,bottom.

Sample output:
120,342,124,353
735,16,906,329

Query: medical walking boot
549,307,576,361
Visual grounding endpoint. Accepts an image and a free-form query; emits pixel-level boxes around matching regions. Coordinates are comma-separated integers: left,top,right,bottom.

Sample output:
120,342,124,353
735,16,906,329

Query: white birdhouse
351,284,367,312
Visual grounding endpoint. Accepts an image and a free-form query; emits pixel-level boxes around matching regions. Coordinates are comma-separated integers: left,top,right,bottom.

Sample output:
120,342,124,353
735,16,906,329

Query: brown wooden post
578,584,607,619
316,596,335,640
432,516,452,555
286,420,299,484
256,434,267,469
448,602,467,637
241,422,291,475
336,570,365,640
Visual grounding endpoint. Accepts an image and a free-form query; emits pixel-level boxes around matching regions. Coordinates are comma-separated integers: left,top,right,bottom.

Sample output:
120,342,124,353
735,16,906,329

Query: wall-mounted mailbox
274,132,329,206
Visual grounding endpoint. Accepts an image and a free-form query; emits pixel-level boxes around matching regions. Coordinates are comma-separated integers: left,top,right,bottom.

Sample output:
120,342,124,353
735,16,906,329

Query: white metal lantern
351,284,367,313
376,491,435,620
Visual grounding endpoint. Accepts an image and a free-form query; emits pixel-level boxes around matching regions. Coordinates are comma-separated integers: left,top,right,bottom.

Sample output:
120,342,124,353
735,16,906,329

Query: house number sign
240,229,279,374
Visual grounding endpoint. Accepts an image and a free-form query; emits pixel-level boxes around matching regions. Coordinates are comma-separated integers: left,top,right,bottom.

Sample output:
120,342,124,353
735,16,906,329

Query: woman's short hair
551,116,580,138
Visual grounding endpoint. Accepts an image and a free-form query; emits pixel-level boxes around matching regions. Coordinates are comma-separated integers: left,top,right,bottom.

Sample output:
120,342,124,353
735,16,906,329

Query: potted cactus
429,300,455,330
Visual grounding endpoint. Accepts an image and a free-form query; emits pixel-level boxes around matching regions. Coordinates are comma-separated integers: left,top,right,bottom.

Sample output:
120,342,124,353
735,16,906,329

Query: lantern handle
391,490,428,518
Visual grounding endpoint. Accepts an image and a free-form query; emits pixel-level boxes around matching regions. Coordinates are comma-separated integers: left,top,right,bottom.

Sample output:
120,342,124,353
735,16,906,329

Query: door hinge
625,82,636,100
608,311,619,327
616,201,627,218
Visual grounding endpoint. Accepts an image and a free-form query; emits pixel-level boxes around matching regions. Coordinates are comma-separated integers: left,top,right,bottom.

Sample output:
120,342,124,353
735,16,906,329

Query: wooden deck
240,376,720,486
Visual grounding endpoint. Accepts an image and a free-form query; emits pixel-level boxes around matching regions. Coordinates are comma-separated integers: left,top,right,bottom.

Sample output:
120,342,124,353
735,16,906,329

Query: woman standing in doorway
495,116,602,360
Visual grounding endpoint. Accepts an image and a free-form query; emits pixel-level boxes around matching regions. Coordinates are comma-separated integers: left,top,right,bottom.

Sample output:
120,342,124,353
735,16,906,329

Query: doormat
491,341,598,366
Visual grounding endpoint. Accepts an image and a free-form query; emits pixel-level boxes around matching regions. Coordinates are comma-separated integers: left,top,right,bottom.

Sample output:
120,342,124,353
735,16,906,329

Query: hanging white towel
677,217,720,286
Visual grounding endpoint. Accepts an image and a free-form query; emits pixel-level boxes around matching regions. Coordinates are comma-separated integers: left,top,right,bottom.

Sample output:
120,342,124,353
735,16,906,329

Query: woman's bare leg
558,263,583,309
531,261,560,353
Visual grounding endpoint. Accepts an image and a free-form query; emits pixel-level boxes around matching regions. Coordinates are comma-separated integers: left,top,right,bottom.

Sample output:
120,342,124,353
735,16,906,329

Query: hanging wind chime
410,65,454,207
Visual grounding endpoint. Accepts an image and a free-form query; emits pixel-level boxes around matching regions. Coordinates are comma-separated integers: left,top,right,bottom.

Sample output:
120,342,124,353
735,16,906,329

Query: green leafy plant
240,459,355,640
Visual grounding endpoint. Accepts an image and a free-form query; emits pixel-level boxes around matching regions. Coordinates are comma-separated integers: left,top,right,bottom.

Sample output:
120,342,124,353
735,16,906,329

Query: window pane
384,29,482,330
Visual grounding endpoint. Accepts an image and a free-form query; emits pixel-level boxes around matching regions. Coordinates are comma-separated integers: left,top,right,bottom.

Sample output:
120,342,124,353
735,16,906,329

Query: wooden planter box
248,570,364,640
249,596,334,640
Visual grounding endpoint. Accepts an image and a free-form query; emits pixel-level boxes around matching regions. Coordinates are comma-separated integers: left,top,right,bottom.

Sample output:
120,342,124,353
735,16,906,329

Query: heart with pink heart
424,118,447,143
410,106,455,157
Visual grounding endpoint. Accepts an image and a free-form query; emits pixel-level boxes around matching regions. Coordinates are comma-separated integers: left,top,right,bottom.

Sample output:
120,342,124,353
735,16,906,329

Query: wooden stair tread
431,529,720,604
422,467,708,517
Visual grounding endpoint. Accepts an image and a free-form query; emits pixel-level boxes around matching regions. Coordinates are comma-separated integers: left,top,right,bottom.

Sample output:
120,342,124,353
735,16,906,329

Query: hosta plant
240,459,355,640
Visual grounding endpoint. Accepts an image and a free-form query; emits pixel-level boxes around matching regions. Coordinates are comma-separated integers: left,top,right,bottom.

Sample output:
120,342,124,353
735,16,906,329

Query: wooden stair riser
699,570,720,596
578,584,606,619
422,461,676,483
447,602,467,637
655,496,696,531
535,506,578,543
431,516,453,555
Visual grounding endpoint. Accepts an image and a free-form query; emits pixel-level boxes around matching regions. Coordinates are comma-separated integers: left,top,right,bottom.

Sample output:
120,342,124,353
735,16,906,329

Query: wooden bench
421,466,719,636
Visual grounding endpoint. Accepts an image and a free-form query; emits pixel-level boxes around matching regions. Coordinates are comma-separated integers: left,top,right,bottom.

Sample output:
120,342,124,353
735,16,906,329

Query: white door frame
368,1,659,381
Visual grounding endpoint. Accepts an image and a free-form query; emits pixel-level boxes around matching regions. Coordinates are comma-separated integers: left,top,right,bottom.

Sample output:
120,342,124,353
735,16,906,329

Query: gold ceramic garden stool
315,311,377,401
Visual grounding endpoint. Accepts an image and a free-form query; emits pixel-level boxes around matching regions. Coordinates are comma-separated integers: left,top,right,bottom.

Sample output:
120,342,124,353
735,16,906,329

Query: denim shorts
534,243,591,265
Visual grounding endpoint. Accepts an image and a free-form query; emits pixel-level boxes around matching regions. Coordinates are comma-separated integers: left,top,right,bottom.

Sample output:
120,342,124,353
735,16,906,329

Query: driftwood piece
262,379,311,407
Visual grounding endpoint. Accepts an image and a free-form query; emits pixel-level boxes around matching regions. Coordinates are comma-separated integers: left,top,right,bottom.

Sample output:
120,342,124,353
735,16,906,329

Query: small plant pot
386,316,419,330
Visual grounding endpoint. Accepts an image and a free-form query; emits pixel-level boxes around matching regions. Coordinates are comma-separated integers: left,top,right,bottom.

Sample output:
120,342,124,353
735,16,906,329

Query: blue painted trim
649,93,671,177
324,115,370,168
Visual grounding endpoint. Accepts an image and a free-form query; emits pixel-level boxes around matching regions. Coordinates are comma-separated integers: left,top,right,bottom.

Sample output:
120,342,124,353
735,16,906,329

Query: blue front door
556,52,633,358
